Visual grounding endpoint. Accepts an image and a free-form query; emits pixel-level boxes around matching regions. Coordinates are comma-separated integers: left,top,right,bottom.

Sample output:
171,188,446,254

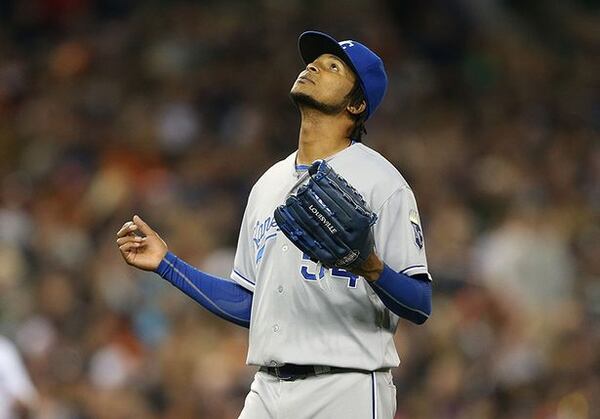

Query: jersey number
300,253,359,288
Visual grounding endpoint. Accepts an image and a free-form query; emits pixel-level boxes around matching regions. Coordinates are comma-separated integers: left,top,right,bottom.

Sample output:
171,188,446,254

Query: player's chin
290,87,314,104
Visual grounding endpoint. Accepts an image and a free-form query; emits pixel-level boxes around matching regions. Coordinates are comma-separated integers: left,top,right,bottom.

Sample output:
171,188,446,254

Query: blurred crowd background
0,0,598,418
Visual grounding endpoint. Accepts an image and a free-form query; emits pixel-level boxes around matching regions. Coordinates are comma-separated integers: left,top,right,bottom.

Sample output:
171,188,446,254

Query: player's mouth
298,75,315,85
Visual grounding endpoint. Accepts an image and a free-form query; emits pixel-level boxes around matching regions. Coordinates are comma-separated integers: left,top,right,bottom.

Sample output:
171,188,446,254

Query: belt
258,364,373,381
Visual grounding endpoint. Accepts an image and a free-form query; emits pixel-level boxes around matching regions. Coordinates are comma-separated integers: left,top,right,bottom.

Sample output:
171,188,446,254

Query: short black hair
346,81,367,143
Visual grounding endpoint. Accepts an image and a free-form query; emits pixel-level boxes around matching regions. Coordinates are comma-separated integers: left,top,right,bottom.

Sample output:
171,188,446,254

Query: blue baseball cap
298,31,388,119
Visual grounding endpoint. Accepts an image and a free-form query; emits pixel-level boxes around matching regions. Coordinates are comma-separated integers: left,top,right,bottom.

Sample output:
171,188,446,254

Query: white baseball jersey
230,143,431,371
0,336,37,419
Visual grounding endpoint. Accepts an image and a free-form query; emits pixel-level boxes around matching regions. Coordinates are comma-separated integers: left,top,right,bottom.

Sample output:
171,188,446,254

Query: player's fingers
116,221,137,238
132,214,154,236
119,241,141,253
116,236,143,246
116,221,131,237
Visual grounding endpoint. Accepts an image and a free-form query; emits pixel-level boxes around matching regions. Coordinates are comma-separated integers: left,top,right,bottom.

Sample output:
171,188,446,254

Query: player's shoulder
334,143,410,195
247,151,296,197
329,143,413,210
256,152,294,184
0,335,19,361
0,335,13,349
354,143,408,184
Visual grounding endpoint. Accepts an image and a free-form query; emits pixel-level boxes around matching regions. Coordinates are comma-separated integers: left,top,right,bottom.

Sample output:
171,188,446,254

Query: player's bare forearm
351,251,384,282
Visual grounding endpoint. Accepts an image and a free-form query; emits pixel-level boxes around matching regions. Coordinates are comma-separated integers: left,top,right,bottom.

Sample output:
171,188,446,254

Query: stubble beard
289,91,348,116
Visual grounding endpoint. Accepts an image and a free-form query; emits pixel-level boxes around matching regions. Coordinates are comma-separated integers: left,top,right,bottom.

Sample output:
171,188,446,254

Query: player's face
290,53,357,115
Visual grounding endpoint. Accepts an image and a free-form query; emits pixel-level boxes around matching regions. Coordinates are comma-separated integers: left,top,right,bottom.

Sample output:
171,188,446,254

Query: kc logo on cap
339,40,355,49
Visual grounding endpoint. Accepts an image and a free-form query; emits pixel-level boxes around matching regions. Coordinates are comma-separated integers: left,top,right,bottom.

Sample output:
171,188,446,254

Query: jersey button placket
282,245,288,252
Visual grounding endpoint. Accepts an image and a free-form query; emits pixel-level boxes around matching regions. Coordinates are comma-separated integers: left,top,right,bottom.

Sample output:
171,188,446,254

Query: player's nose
306,62,319,73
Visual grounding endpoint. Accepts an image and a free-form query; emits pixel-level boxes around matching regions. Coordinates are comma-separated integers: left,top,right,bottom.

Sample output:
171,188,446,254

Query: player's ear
347,100,366,116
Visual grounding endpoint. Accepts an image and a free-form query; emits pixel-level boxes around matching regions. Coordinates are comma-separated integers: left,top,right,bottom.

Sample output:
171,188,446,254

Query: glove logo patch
336,250,359,267
308,204,338,234
409,209,424,250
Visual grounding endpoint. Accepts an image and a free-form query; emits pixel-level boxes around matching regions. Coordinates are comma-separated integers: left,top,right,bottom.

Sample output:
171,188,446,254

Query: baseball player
0,335,38,418
117,31,432,419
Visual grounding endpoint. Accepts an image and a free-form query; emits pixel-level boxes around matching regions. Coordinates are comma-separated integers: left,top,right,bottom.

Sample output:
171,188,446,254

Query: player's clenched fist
116,215,168,271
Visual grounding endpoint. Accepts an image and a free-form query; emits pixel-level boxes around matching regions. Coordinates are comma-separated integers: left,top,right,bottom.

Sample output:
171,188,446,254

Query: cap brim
298,31,358,76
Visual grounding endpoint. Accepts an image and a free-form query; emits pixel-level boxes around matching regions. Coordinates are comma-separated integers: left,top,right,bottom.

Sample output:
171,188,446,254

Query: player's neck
296,111,352,165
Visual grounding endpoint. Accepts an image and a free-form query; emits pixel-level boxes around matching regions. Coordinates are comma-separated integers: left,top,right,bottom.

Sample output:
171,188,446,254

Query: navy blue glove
274,160,377,270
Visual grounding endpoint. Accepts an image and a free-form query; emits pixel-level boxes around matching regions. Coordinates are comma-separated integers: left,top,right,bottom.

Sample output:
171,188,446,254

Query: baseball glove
273,160,378,270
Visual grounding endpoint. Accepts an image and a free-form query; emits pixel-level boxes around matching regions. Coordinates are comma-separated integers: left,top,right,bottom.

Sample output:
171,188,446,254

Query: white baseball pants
238,369,396,419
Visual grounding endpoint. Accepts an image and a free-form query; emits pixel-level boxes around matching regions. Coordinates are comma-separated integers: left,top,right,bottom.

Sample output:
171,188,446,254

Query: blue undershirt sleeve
155,252,252,328
370,264,432,325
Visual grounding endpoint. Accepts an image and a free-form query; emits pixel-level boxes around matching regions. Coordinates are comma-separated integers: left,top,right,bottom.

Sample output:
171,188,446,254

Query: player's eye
330,63,339,71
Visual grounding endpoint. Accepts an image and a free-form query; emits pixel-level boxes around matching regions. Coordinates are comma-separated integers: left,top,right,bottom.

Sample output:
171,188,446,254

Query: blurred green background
0,1,598,418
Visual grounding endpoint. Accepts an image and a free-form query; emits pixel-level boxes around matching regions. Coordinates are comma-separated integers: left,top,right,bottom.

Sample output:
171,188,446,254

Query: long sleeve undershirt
154,252,431,327
370,264,432,324
155,252,252,328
